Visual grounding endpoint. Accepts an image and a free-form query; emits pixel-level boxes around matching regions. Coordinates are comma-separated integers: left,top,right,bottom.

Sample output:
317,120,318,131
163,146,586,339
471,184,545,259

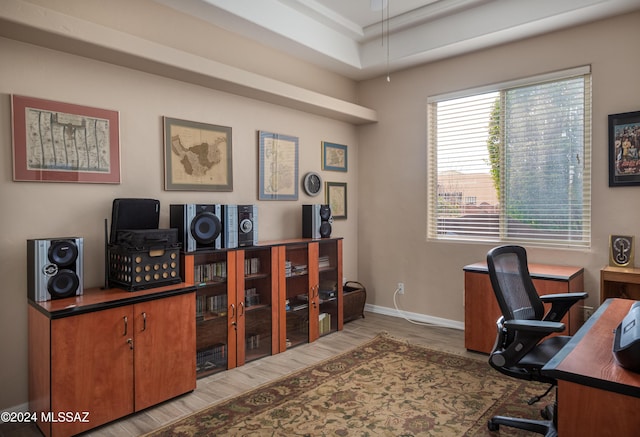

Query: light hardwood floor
1,311,485,437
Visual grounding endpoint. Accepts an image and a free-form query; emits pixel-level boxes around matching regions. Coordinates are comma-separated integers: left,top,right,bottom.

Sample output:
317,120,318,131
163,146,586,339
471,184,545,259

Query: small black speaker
170,204,222,252
302,204,332,239
27,237,83,301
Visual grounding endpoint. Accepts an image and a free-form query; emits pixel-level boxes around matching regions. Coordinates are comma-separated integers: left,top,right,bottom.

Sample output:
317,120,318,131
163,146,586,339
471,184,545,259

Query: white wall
0,36,359,409
356,12,640,321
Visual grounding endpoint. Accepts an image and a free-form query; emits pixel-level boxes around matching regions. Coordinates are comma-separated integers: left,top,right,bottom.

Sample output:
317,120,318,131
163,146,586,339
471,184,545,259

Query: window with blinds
427,67,591,248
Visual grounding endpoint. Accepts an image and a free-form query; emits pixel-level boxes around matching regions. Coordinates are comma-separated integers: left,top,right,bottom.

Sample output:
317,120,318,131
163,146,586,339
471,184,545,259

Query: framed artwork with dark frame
164,117,233,191
609,110,640,186
11,95,120,183
326,181,347,219
322,141,348,172
258,131,299,200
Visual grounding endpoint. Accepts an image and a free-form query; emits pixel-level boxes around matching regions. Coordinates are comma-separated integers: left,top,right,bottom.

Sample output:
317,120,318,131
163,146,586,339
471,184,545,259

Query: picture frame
608,110,640,187
11,95,120,183
322,141,348,172
258,131,299,200
609,235,634,267
164,117,233,191
326,181,347,219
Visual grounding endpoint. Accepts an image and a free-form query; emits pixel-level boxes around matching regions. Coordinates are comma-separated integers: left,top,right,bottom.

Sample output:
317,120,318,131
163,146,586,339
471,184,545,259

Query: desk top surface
463,261,584,281
543,298,640,398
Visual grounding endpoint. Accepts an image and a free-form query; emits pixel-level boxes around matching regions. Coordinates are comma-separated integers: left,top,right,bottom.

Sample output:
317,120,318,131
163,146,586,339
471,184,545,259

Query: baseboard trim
364,304,465,331
1,402,30,418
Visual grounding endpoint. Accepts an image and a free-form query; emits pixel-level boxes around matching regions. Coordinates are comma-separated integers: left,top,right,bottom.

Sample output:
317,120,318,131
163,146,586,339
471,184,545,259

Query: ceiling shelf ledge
0,0,378,125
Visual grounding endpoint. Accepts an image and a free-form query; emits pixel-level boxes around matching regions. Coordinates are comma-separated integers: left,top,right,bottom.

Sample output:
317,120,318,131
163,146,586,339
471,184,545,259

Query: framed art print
258,131,299,200
322,141,347,172
11,95,120,183
326,181,347,219
164,117,232,191
609,110,640,186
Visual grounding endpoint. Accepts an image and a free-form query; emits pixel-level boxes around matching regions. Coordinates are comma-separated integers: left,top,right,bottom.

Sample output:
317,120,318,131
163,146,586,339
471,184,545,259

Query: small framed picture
609,110,640,186
163,117,233,191
322,142,347,172
258,131,299,200
326,182,347,219
609,235,634,267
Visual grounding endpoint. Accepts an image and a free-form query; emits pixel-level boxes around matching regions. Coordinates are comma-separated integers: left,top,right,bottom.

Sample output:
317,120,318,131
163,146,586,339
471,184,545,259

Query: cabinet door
281,243,316,349
50,306,134,436
317,239,343,335
187,251,233,378
134,292,196,411
236,246,279,366
308,242,320,342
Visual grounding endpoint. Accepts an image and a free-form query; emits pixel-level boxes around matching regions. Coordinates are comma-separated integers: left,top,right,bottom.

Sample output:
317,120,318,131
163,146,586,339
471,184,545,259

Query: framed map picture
258,131,299,200
322,141,347,172
164,117,232,191
11,95,120,183
326,181,347,219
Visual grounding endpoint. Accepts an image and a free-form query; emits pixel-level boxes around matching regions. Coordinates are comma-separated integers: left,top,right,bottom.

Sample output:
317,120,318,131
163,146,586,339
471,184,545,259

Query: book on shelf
318,255,330,269
285,260,308,277
194,261,227,283
244,257,261,275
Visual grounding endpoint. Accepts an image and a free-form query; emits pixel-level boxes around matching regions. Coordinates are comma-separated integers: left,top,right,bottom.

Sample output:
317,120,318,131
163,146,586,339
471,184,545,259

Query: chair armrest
491,319,566,369
540,292,588,322
503,319,566,334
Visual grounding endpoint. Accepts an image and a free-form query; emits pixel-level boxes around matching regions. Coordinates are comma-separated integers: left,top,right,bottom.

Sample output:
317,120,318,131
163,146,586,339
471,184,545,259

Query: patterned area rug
146,334,554,436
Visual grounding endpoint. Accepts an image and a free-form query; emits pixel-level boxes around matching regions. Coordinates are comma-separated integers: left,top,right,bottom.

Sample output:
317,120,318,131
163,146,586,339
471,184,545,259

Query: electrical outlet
397,282,405,295
583,305,594,321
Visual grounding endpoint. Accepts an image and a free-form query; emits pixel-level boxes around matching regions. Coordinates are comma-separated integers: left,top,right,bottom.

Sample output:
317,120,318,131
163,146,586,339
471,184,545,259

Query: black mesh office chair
485,245,587,436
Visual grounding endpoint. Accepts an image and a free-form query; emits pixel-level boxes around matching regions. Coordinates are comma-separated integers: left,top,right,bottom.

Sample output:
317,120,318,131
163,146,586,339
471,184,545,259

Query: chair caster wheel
541,405,553,420
487,419,500,431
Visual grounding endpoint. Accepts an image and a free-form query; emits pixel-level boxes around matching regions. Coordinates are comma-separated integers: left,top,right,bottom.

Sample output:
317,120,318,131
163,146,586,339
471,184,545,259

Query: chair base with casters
488,393,557,437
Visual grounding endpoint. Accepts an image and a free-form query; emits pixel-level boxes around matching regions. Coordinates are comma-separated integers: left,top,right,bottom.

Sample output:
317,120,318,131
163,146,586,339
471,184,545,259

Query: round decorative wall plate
303,172,322,197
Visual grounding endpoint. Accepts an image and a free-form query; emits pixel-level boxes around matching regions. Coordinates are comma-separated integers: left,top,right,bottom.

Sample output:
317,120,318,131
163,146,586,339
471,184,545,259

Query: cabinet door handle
127,338,134,350
239,301,245,316
123,316,128,336
142,312,147,331
230,303,235,318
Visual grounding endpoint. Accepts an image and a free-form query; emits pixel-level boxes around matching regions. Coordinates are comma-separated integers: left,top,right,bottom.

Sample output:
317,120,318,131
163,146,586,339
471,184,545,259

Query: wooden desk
543,298,640,436
601,265,640,303
463,262,584,353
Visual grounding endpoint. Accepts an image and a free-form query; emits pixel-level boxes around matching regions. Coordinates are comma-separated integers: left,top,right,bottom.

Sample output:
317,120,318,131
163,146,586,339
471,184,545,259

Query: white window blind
427,67,591,248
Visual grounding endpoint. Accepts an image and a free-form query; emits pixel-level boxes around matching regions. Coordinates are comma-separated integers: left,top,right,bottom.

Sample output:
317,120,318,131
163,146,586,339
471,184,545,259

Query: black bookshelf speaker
27,237,83,302
302,204,332,239
170,204,222,252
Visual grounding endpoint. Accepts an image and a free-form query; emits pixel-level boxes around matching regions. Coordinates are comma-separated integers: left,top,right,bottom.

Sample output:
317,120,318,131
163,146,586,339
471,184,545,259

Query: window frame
427,66,592,248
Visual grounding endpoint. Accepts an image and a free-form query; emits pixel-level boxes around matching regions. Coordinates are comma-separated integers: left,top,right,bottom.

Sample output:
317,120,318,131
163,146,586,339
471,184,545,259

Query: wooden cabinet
183,238,343,374
28,284,196,437
463,262,584,354
600,265,640,302
275,238,343,351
